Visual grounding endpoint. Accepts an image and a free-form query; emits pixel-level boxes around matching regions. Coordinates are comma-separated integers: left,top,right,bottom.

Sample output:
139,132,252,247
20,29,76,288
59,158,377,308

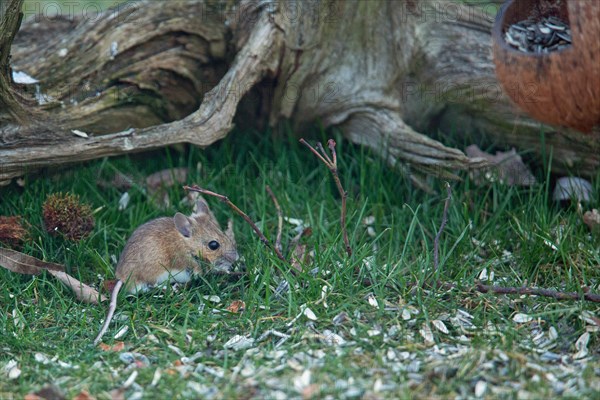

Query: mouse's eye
208,240,220,250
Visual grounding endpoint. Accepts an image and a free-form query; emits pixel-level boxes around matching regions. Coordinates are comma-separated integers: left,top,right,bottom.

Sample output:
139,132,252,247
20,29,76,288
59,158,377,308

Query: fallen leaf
290,243,308,273
25,384,65,400
48,270,107,304
465,145,536,186
302,384,321,399
146,168,188,192
0,250,97,304
99,341,125,352
226,300,246,313
583,209,600,233
73,390,95,400
0,248,64,275
109,388,125,400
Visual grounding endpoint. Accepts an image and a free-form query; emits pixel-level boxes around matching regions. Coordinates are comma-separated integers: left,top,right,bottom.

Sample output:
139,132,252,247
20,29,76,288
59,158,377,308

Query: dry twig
407,280,600,303
300,138,352,256
265,185,283,254
475,281,600,303
184,185,287,263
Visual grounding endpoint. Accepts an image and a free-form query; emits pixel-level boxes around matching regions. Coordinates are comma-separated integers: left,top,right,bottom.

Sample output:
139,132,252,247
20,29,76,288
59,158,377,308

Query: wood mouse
93,196,239,345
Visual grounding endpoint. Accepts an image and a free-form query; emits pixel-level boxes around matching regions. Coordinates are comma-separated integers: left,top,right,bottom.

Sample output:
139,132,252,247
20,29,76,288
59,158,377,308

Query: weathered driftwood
0,0,598,186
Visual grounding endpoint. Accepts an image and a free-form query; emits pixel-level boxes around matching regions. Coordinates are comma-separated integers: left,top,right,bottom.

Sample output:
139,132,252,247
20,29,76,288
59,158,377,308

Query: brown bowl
492,0,600,133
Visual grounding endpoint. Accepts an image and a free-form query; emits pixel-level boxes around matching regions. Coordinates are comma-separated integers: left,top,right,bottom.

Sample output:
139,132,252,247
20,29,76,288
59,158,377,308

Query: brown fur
116,198,238,292
94,197,238,344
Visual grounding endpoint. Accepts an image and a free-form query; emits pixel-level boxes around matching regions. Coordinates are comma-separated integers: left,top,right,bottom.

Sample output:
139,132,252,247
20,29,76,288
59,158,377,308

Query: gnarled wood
0,0,598,186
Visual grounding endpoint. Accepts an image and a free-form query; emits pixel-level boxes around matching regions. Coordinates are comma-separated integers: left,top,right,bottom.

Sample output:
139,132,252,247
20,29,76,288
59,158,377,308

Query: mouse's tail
93,279,124,345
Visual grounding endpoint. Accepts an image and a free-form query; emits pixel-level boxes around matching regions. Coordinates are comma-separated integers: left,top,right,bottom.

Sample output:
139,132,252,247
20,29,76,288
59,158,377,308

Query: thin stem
184,185,287,263
300,138,333,168
265,185,283,254
300,138,352,257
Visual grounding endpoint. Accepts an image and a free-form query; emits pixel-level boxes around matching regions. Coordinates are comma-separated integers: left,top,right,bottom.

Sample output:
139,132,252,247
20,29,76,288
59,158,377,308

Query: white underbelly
130,269,193,293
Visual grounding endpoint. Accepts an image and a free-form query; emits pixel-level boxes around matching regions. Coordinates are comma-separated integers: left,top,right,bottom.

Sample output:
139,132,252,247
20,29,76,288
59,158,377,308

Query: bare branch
475,281,600,303
300,138,332,167
300,138,352,257
265,185,283,254
184,185,288,263
408,279,600,303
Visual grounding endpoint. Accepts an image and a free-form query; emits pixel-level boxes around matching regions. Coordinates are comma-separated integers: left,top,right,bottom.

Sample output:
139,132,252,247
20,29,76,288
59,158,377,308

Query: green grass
1,130,599,399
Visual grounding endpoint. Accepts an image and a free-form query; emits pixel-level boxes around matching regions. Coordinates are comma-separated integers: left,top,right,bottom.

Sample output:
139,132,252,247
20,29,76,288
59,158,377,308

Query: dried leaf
0,248,64,275
145,168,188,192
465,145,536,186
226,300,246,313
583,209,600,232
99,341,125,352
301,384,321,400
25,384,65,400
48,270,107,304
290,243,308,273
109,388,125,400
73,390,95,400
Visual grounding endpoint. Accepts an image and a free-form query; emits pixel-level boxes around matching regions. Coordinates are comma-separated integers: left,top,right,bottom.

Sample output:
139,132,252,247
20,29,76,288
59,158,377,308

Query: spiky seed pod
43,193,95,241
0,216,28,248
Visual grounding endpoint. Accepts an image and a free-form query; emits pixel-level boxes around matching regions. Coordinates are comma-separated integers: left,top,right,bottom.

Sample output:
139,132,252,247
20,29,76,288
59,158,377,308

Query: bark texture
0,0,598,186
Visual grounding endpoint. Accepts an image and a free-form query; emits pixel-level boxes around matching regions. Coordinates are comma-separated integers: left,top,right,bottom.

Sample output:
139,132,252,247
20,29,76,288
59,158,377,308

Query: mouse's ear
225,218,236,244
192,196,218,224
174,212,193,237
